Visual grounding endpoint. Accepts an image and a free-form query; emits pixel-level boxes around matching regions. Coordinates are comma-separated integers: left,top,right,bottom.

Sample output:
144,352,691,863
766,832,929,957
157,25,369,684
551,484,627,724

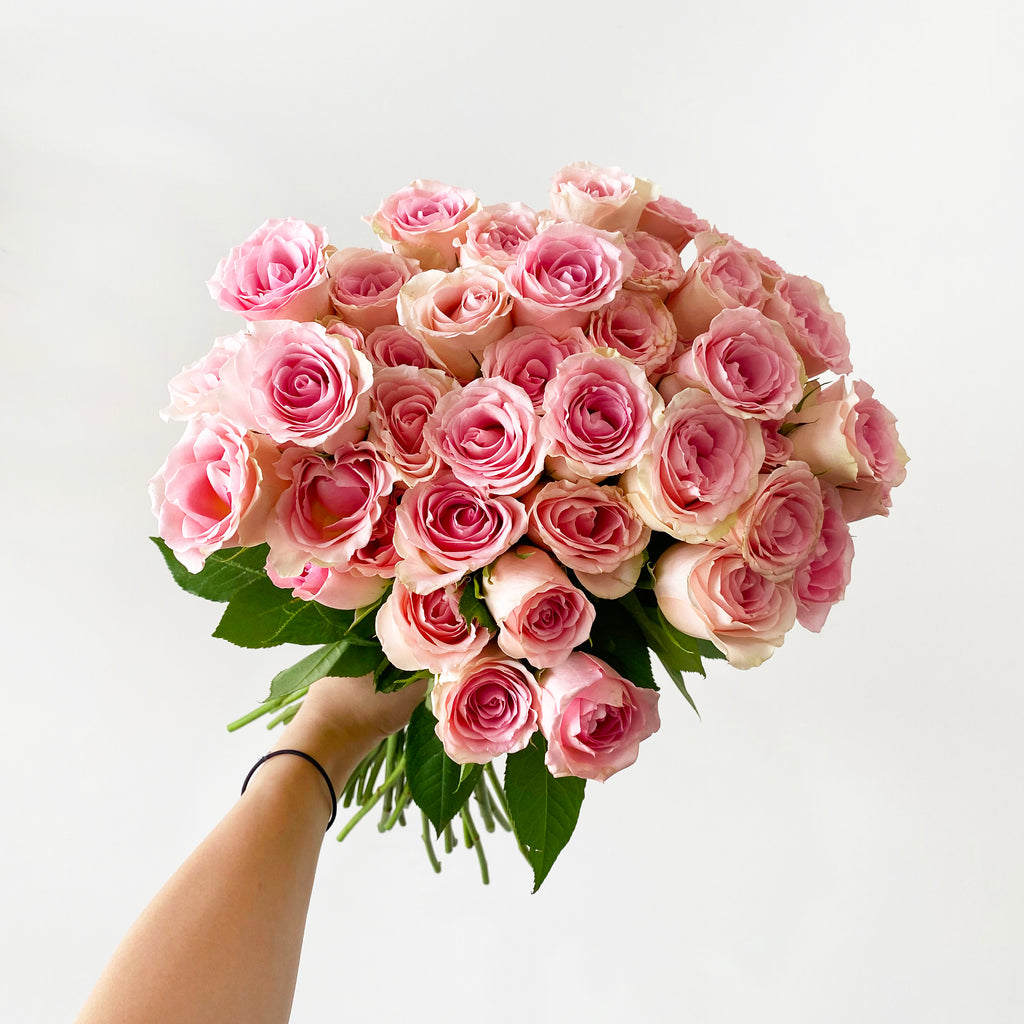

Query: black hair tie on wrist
241,749,337,831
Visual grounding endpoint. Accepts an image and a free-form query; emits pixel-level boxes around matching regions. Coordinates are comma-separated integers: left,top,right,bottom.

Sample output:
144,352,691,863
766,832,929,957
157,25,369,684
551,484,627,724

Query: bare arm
74,675,425,1024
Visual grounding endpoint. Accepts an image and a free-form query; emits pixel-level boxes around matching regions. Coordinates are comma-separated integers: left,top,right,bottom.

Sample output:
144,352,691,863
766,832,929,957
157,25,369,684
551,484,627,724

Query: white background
2,1,1021,1021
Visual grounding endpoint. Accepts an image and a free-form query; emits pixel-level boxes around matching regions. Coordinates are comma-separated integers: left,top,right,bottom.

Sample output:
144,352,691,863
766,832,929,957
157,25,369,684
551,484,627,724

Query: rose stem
357,742,388,804
265,701,303,729
381,734,398,816
443,823,456,854
336,757,405,843
420,812,442,874
473,780,496,833
379,785,411,832
483,763,513,826
461,804,489,885
340,746,377,808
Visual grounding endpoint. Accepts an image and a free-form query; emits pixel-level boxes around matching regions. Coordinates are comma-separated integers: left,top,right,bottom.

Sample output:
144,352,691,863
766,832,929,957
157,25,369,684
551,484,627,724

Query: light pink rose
348,486,403,579
760,421,795,470
325,248,421,334
266,442,395,577
369,366,457,486
676,307,804,421
505,223,636,335
217,321,373,453
265,559,388,610
729,463,824,581
793,485,854,632
541,350,663,481
360,324,433,369
322,318,365,348
149,414,265,572
393,474,528,593
548,162,658,234
587,290,677,378
397,264,513,381
763,274,852,376
370,179,480,272
621,388,765,542
482,546,596,668
162,332,244,421
654,542,797,669
479,326,592,410
207,218,331,322
537,652,660,781
431,646,541,764
458,202,539,271
526,479,650,598
376,578,492,674
424,377,546,496
636,195,711,252
623,231,686,299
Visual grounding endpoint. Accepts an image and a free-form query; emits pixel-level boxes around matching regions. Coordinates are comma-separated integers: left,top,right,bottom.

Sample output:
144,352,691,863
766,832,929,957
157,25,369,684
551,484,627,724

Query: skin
74,675,425,1024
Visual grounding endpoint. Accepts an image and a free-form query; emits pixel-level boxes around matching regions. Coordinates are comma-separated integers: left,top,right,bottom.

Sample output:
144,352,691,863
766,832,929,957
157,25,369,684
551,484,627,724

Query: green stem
421,811,442,874
335,756,405,843
266,700,302,729
443,822,456,854
474,779,496,833
461,804,489,885
379,785,411,832
357,742,387,804
484,762,512,823
382,734,398,814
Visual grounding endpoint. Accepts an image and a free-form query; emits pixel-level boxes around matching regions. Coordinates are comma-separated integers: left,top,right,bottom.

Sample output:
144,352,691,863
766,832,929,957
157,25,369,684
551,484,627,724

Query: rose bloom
325,247,421,334
424,377,546,496
265,559,388,610
480,325,592,410
526,479,650,598
541,350,663,481
505,222,636,335
729,463,825,581
622,388,765,542
793,485,854,632
322,318,365,348
458,202,539,271
393,474,528,593
431,646,541,764
162,332,244,421
654,542,797,669
787,378,908,521
369,365,457,486
623,231,686,299
537,652,660,782
266,442,395,577
376,578,492,674
759,421,795,470
636,195,711,252
548,161,658,234
370,179,480,271
398,264,513,381
676,307,805,421
150,414,267,572
482,546,596,668
217,320,373,453
763,273,852,376
360,324,433,369
348,485,403,579
207,218,331,322
587,290,677,378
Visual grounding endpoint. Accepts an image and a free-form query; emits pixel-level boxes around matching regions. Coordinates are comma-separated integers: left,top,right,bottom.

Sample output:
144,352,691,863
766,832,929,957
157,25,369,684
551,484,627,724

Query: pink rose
505,222,636,335
149,414,266,572
623,231,686,299
541,350,663,481
763,274,852,376
760,421,795,470
793,485,854,632
548,162,657,234
370,179,480,272
369,366,457,486
621,389,765,542
482,546,596,668
322,318,365,347
458,202,539,271
218,321,373,453
266,443,395,577
325,248,421,334
360,324,433,369
677,307,805,421
266,559,389,610
348,486,403,579
526,479,650,598
654,542,797,669
424,377,546,496
376,579,493,674
636,195,711,252
207,218,331,322
729,463,824,581
162,332,244,422
398,264,513,381
537,652,660,781
393,474,528,593
479,326,591,410
587,290,677,378
431,646,541,764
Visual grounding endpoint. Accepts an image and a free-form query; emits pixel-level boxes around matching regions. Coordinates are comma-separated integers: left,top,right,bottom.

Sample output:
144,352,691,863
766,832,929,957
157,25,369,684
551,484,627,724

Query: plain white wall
2,1,1020,1021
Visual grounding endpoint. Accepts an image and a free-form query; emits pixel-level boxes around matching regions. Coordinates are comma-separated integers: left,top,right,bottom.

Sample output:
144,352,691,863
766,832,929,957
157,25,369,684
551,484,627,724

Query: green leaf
653,609,706,677
458,575,498,632
589,598,656,690
213,577,354,648
268,640,388,702
697,638,727,662
151,539,270,602
373,662,431,694
504,734,585,893
405,702,482,834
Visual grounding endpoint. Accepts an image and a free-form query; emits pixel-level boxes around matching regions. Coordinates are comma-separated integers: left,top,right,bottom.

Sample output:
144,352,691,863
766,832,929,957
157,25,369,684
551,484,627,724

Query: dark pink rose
480,326,592,410
793,485,855,632
326,247,421,333
764,274,852,376
458,203,539,271
265,559,388,610
623,231,686,299
587,290,677,378
360,324,433,369
548,162,657,233
636,195,711,252
537,652,661,781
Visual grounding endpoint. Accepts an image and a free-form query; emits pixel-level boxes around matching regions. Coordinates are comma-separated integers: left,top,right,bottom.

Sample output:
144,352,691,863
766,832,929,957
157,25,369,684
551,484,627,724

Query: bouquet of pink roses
151,162,907,890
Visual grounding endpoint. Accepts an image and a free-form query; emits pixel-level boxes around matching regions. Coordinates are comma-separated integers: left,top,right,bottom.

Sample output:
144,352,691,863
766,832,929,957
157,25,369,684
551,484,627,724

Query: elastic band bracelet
241,749,337,831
